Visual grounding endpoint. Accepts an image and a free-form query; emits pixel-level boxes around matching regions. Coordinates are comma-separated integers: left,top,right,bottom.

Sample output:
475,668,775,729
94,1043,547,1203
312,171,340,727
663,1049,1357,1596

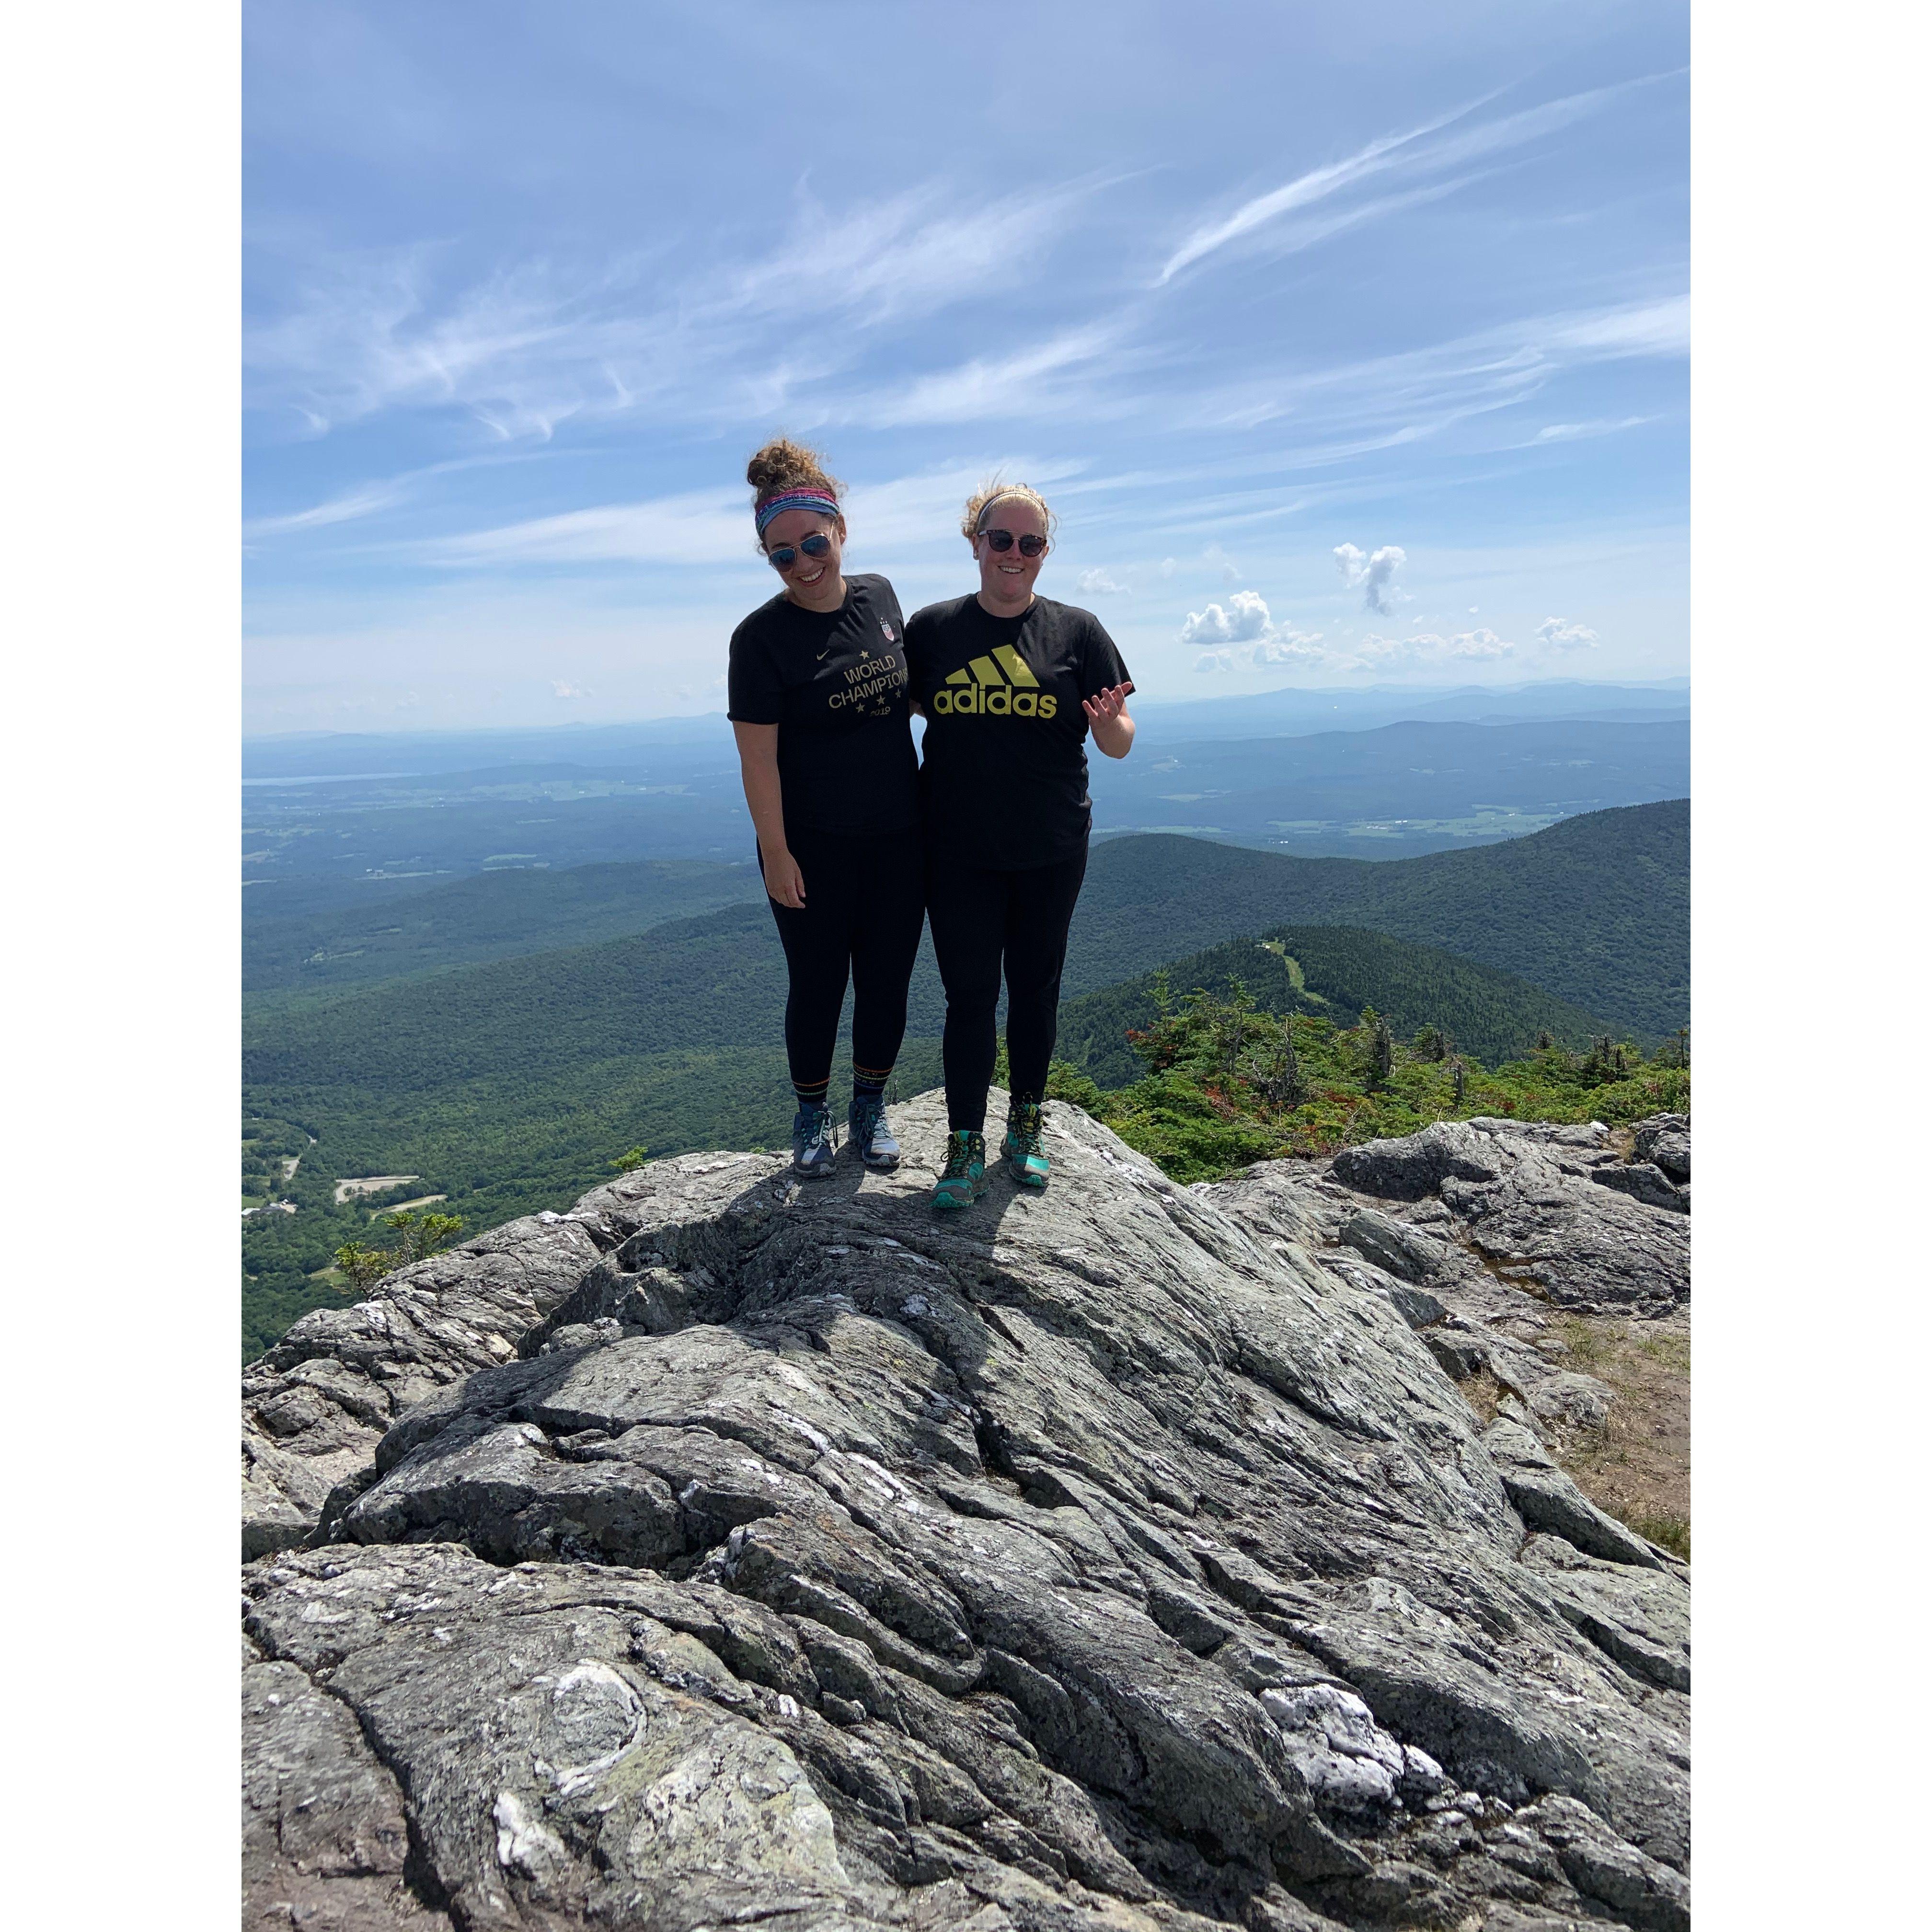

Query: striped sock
851,1063,891,1104
793,1076,830,1110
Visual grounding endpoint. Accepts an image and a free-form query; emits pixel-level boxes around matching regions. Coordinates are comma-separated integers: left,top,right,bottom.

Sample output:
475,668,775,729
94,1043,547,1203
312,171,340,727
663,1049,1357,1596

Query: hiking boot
930,1129,987,1211
847,1095,900,1171
791,1102,836,1179
1002,1096,1050,1189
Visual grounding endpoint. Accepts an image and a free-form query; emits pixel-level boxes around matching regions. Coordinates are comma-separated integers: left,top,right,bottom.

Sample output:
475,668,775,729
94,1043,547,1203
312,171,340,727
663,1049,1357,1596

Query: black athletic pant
925,844,1088,1133
762,826,926,1102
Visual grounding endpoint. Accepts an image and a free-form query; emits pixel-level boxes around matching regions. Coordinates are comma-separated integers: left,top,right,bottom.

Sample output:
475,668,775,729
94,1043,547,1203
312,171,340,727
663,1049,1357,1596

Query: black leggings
763,826,926,1098
925,845,1088,1132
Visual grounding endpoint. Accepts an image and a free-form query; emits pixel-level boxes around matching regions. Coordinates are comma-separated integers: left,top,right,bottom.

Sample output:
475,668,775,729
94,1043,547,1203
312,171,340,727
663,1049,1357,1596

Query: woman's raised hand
1082,681,1137,759
764,847,807,909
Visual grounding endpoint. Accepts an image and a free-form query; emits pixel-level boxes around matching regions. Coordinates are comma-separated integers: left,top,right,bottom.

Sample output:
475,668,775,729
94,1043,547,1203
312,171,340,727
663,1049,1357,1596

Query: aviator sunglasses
765,531,834,571
981,529,1048,557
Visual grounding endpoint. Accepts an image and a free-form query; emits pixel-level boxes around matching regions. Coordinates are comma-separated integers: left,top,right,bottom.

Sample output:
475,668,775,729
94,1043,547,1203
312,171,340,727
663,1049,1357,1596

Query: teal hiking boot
930,1128,987,1211
791,1102,835,1179
847,1095,900,1172
1002,1096,1050,1189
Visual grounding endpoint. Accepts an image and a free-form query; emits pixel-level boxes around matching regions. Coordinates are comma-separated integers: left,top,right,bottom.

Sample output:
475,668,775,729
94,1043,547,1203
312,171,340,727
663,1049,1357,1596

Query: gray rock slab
243,1652,452,1929
242,1212,613,1556
1590,1163,1689,1214
241,1092,1689,1930
1331,1119,1689,1316
1632,1116,1690,1183
1336,1208,1452,1284
1483,1422,1661,1572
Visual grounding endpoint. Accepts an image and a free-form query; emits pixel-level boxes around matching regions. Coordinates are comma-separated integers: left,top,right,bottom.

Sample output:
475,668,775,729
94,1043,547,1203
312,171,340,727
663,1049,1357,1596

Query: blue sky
243,0,1688,734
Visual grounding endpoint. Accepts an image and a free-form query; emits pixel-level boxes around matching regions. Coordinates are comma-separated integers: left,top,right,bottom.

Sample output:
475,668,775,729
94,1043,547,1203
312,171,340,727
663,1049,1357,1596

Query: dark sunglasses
766,531,833,570
983,529,1048,557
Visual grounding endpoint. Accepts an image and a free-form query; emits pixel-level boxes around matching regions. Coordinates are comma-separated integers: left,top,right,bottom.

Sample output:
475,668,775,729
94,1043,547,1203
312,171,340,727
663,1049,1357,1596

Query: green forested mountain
242,799,1687,1356
244,858,761,996
244,800,1688,1028
1056,929,1613,1089
1073,800,1687,1038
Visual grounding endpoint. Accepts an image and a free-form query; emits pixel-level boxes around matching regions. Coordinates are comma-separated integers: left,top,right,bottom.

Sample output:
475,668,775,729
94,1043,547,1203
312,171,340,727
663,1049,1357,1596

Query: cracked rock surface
241,1092,1689,1930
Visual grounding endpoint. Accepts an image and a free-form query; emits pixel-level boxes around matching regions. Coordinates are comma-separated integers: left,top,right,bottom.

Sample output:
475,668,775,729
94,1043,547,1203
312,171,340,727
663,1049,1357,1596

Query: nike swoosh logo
816,648,832,661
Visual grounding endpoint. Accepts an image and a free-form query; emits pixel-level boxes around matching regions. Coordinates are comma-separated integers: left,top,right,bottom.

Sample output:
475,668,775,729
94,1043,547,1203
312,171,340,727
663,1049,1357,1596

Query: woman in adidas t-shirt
903,481,1135,1209
726,438,924,1179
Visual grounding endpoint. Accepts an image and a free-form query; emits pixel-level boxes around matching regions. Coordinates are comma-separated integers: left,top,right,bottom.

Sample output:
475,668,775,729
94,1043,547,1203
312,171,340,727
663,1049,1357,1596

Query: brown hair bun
746,437,843,504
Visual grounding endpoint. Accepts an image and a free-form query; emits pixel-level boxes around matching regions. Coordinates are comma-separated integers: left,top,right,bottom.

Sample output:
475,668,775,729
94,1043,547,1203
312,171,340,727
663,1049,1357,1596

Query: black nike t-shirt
904,594,1130,869
726,574,918,839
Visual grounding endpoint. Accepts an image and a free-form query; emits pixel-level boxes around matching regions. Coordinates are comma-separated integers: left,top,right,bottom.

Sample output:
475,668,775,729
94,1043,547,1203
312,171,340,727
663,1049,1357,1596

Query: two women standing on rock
726,441,1135,1208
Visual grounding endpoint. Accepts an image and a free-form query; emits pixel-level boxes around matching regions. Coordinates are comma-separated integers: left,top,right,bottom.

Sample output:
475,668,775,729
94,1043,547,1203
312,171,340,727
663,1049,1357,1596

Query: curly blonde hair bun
961,479,1056,544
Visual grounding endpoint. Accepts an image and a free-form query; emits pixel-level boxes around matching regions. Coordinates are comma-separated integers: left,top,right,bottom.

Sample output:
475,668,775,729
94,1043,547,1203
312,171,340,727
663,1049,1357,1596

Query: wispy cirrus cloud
1187,295,1688,457
245,178,1105,444
405,460,1084,570
244,245,673,440
856,327,1126,427
1157,104,1482,283
1530,416,1653,444
244,479,411,537
1157,71,1681,284
716,179,1103,329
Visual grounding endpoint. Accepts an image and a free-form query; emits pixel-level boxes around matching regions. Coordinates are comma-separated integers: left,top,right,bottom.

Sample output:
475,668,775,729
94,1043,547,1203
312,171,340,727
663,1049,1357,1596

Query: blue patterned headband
755,489,841,536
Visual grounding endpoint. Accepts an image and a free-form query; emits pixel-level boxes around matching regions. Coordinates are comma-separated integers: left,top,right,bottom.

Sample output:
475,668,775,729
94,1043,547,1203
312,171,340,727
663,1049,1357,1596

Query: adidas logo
931,645,1059,718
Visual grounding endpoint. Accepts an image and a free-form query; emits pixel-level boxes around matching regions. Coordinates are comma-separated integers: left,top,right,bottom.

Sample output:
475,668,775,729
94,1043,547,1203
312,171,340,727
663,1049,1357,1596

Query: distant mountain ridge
242,677,1689,777
246,799,1689,1038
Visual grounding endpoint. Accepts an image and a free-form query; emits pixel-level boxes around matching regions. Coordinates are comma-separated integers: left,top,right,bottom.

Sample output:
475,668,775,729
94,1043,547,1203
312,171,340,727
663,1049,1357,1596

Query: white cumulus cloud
1334,542,1407,613
1078,568,1127,596
1181,589,1275,646
1535,617,1600,649
1183,592,1324,669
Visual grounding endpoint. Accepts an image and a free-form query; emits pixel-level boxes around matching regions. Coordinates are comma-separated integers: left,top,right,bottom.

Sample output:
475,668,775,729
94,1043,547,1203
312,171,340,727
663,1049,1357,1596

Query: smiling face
763,508,847,612
971,498,1049,617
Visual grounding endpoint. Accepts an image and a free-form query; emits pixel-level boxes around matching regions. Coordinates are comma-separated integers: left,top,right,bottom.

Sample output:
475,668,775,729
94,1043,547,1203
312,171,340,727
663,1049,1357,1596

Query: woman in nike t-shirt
904,481,1135,1209
726,438,924,1178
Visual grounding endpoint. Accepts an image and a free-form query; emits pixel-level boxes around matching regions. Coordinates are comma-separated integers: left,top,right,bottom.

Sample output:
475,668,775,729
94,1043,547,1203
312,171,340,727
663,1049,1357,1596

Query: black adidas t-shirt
726,574,918,839
904,594,1130,869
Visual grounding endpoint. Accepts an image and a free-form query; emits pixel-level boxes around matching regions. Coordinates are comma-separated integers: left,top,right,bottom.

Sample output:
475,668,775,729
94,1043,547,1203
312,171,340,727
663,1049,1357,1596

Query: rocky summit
242,1092,1690,1932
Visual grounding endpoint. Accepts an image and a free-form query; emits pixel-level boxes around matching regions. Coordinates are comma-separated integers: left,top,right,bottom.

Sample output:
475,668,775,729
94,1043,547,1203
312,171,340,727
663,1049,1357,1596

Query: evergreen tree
1261,1015,1306,1111
1364,1010,1394,1092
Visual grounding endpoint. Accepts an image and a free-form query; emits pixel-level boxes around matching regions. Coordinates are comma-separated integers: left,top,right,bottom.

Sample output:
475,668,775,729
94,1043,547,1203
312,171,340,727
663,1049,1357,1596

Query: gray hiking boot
847,1095,900,1171
791,1102,836,1179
